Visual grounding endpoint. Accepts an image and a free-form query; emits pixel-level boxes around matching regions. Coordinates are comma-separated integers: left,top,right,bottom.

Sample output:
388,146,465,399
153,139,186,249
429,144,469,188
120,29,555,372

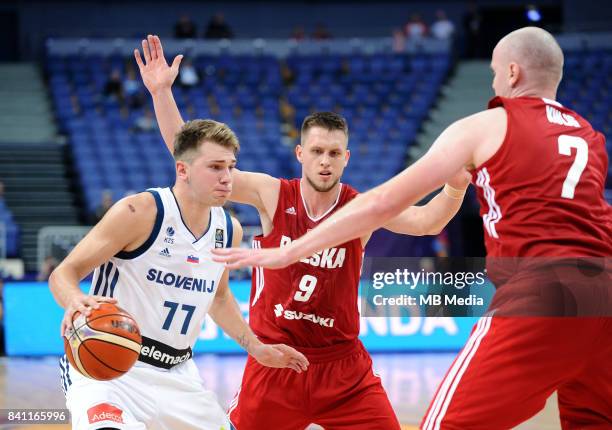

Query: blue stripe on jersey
59,357,66,394
224,210,233,248
59,355,71,395
65,357,72,386
115,189,164,260
101,262,114,296
93,263,105,295
109,267,119,297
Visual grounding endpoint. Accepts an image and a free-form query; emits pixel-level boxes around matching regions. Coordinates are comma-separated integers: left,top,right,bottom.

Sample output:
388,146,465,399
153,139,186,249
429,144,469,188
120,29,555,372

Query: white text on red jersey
280,235,346,268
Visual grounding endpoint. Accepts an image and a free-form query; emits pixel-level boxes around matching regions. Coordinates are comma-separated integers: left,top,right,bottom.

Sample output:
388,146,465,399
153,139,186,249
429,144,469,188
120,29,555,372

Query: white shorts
60,356,230,430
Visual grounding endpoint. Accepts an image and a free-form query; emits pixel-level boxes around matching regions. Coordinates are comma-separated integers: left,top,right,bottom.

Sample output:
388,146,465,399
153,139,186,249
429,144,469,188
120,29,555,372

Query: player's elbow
48,265,62,296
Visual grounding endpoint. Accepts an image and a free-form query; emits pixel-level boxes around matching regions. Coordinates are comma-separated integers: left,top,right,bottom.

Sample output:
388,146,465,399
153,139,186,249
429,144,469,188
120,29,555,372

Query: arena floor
0,353,560,429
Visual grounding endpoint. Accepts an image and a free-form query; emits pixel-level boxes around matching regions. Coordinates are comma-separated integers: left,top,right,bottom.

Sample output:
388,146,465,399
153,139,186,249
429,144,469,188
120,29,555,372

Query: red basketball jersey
472,96,612,257
249,179,363,348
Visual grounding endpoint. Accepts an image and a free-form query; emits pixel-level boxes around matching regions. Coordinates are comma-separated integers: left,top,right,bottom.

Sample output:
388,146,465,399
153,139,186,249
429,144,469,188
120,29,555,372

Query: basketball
64,303,142,381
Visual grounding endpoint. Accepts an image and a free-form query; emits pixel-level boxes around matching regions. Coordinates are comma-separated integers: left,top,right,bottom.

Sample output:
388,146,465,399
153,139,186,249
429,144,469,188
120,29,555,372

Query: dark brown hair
301,112,349,138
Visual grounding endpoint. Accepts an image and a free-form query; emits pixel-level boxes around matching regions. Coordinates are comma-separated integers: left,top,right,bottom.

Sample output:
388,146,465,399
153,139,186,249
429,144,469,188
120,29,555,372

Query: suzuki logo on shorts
273,304,335,328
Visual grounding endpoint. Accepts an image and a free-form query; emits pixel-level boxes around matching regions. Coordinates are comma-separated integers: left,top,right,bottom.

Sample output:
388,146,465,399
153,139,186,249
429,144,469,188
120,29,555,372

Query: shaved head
491,27,564,97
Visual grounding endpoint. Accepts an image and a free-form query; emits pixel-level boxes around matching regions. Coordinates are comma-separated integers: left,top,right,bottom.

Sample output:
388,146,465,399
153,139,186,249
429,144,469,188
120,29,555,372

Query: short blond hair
173,119,240,161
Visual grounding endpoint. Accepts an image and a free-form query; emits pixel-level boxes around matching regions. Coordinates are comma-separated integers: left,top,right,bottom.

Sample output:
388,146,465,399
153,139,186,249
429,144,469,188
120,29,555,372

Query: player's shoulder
447,107,507,143
341,182,360,200
109,191,159,223
463,106,507,126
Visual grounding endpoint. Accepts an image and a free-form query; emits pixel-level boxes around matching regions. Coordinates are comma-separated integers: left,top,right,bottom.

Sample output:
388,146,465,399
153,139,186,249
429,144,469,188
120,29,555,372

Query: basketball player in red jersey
135,35,471,428
215,27,612,429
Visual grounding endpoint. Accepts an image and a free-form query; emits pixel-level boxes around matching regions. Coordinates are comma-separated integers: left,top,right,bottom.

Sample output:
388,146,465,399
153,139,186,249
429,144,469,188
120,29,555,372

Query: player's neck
510,86,557,100
300,178,341,219
171,185,212,238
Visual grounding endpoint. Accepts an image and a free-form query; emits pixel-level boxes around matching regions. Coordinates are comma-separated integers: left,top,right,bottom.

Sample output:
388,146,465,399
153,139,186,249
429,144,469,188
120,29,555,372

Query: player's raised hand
61,293,117,337
134,34,183,95
211,247,293,270
250,343,309,373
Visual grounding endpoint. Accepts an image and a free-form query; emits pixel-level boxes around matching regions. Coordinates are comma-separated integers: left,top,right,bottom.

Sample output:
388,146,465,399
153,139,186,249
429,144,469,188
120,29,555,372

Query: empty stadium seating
557,48,612,188
46,43,451,224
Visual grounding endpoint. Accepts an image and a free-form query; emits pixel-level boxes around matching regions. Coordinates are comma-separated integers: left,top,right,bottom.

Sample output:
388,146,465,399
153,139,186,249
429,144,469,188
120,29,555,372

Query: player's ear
508,62,520,88
344,149,350,167
176,160,189,182
295,144,304,163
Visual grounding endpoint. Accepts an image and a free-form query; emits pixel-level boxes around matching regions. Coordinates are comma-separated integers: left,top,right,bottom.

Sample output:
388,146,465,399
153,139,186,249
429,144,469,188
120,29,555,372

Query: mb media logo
159,248,171,258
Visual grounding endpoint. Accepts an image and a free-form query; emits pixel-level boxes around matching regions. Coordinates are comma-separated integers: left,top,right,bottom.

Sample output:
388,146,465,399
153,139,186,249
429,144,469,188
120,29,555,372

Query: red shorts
229,339,400,429
421,317,612,430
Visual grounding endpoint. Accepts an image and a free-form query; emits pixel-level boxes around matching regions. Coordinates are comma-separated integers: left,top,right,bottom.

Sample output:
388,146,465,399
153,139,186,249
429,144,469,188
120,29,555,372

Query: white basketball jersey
88,187,233,367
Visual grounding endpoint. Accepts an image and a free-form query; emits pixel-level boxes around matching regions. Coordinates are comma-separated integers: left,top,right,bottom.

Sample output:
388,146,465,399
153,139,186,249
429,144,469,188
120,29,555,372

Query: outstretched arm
383,169,470,236
212,108,507,269
208,218,308,372
135,35,281,212
134,34,184,153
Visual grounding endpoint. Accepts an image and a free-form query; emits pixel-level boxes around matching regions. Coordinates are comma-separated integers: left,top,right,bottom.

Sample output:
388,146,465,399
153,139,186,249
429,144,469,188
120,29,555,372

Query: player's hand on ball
61,293,117,337
134,34,182,94
250,343,309,373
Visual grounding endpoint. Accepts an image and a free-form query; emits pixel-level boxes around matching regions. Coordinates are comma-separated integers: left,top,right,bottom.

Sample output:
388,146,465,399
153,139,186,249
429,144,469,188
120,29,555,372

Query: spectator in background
392,28,406,53
37,255,59,282
179,58,200,88
104,69,124,102
204,12,234,39
174,14,197,39
404,14,427,39
431,10,455,40
94,189,114,223
134,108,159,132
463,1,483,58
279,60,294,86
290,26,306,42
312,23,332,40
123,65,144,109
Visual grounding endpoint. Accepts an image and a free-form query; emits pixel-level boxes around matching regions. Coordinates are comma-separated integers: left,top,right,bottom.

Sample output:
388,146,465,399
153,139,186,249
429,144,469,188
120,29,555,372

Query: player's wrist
149,85,173,97
246,338,264,356
443,184,466,200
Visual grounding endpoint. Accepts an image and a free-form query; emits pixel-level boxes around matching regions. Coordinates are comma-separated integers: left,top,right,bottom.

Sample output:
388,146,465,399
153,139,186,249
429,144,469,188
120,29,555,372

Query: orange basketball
64,303,142,381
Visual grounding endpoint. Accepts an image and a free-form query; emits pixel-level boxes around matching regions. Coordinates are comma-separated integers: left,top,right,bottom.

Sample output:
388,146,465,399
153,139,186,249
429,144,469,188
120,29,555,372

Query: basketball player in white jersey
49,119,309,430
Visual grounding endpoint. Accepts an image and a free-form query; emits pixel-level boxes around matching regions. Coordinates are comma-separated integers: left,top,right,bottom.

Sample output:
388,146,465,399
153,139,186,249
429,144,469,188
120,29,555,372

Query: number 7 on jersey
558,135,588,199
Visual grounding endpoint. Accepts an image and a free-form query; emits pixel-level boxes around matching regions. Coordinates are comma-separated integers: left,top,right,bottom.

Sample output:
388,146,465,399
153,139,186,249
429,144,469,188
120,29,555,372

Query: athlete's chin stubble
305,175,339,193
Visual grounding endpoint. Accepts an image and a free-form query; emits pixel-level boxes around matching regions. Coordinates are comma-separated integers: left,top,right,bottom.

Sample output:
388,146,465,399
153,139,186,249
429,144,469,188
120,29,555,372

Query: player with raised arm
214,27,612,429
49,120,308,430
135,35,470,429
